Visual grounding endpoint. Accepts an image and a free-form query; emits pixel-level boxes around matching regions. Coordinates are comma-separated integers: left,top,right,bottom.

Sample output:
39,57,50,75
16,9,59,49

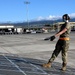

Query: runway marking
20,67,47,75
0,69,20,72
0,64,15,67
20,58,48,75
0,54,47,74
3,55,27,75
25,71,48,75
30,63,47,74
2,54,48,75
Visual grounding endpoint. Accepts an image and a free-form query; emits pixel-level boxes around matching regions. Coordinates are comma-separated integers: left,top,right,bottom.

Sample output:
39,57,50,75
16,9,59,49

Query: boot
42,62,51,68
61,63,67,71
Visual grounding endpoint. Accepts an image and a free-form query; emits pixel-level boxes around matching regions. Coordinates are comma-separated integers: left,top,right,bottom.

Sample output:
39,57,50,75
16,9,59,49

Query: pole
24,1,30,29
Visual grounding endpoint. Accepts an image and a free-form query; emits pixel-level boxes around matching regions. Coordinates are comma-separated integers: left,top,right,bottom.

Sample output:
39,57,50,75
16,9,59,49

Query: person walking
42,14,71,71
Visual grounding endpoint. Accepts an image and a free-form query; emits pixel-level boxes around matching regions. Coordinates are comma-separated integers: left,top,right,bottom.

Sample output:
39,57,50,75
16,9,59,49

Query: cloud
69,13,75,18
46,15,61,20
32,13,75,21
35,15,61,21
36,16,44,21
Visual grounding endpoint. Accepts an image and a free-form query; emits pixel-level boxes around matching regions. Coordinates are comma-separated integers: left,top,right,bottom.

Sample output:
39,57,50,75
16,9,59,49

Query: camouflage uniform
48,22,71,64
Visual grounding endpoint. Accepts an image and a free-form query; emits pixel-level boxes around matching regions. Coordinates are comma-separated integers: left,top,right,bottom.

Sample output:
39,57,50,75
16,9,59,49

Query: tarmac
0,32,75,75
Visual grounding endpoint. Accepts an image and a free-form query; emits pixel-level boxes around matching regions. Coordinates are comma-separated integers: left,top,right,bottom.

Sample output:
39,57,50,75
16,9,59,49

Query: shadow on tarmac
0,54,75,75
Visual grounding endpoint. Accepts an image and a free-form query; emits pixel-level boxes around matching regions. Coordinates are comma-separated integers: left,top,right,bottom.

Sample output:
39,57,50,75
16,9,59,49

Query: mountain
13,18,75,27
0,18,75,27
13,19,62,27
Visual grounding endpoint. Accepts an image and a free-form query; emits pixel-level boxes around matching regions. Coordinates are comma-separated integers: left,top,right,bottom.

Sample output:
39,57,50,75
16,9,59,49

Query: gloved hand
50,35,55,41
44,37,50,40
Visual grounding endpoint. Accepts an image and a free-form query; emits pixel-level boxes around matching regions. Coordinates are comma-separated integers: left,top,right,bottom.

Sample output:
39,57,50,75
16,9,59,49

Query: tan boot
42,62,51,68
61,63,66,71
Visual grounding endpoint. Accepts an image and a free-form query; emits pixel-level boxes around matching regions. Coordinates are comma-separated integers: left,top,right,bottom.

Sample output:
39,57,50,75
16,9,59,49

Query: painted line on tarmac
20,58,48,75
3,55,27,75
0,69,20,72
30,63,47,74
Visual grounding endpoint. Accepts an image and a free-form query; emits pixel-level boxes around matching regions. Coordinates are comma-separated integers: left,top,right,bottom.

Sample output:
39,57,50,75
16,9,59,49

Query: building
0,25,14,34
0,22,75,35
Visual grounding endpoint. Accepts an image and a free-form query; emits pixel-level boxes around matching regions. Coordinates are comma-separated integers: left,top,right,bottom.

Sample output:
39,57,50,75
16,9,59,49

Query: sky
0,0,75,23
